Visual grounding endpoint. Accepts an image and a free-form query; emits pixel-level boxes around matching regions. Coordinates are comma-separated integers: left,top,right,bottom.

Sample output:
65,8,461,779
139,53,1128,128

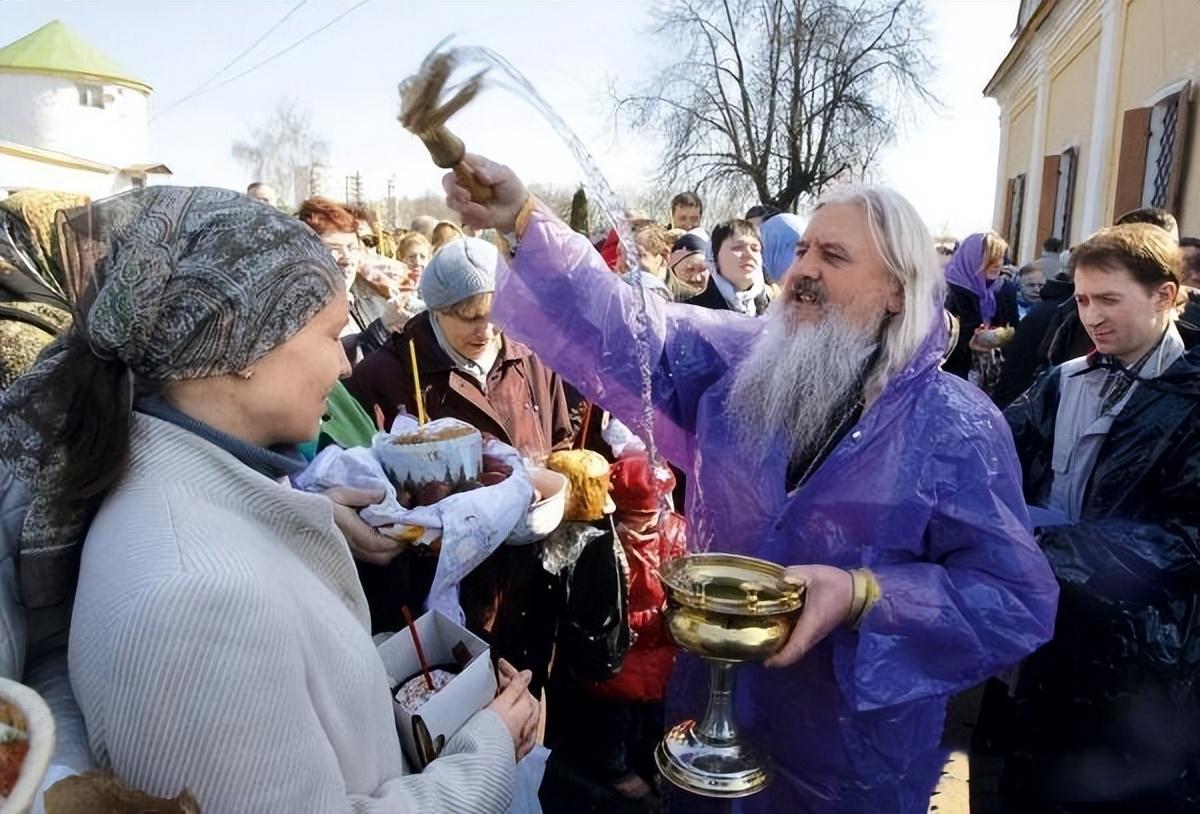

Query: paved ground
930,683,1006,814
540,682,1006,813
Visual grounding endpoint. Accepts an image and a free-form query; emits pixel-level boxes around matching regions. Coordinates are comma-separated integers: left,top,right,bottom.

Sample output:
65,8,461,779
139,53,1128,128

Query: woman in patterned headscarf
0,187,534,812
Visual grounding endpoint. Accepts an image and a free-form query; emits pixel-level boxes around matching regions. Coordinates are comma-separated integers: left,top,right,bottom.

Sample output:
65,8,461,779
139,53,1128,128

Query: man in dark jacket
1003,223,1200,811
1039,208,1182,371
992,273,1076,407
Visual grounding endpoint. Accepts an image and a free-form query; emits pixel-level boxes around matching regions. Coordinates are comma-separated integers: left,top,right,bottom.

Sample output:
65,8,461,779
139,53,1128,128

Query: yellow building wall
1045,28,1101,246
1000,95,1037,232
1108,0,1200,234
1007,97,1036,182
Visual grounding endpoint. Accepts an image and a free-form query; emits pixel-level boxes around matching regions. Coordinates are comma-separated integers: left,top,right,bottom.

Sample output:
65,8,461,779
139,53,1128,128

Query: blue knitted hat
418,237,498,310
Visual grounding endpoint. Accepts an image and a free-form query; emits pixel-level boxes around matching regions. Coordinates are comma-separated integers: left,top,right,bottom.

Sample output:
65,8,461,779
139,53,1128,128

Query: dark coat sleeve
993,304,1056,408
1002,365,1061,507
944,284,982,379
995,281,1020,328
343,345,412,428
1036,405,1200,609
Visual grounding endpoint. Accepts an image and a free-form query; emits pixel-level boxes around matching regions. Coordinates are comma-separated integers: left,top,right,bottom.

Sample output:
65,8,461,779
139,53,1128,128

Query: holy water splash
446,45,714,552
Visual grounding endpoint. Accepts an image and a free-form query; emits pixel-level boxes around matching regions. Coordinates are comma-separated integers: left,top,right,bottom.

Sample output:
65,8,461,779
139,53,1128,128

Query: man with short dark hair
744,204,781,228
1003,223,1200,809
668,191,703,233
1115,205,1180,241
1035,236,1064,278
1181,236,1200,287
992,262,1075,408
1040,207,1182,369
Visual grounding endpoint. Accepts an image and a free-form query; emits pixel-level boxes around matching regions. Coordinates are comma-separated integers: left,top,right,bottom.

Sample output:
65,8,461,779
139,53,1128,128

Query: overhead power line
152,1,308,122
152,0,369,121
187,1,369,100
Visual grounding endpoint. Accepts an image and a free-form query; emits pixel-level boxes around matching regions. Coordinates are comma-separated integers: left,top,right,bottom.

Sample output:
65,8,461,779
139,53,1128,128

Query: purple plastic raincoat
495,209,1059,813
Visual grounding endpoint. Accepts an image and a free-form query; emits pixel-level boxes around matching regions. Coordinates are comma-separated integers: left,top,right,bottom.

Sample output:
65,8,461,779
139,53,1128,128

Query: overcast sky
2,0,1018,236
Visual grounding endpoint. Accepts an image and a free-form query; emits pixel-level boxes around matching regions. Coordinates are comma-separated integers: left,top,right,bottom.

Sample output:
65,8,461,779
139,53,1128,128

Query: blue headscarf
944,233,1003,323
759,213,806,284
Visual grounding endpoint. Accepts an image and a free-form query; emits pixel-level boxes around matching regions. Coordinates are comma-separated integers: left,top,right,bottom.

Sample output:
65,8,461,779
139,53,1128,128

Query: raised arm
444,155,746,469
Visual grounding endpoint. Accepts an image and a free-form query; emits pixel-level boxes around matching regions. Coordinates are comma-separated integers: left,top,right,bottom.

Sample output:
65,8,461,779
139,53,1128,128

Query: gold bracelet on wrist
514,194,537,240
847,568,882,630
845,570,864,626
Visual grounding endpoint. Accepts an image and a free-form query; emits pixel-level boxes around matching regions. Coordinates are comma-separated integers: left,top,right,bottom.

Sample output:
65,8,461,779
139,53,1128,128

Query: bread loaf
546,449,612,522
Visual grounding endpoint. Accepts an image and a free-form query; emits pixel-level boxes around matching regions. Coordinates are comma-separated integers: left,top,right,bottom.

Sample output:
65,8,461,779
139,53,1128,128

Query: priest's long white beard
727,300,879,463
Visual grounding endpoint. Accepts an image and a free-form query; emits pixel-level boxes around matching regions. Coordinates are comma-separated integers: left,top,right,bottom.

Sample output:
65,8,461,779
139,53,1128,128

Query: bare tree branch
230,98,328,208
615,0,934,212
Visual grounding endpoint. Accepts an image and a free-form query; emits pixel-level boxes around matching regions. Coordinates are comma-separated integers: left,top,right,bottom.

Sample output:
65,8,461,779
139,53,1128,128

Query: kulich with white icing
377,417,483,489
393,669,455,713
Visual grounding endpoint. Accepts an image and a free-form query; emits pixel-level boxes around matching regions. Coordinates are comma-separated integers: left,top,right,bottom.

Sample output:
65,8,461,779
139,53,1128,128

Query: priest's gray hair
815,185,945,396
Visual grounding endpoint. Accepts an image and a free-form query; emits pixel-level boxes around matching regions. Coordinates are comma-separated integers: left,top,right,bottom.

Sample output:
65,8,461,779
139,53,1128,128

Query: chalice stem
697,659,739,744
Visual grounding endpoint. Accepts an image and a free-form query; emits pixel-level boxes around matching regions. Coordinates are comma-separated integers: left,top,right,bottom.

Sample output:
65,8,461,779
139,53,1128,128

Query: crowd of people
0,148,1196,814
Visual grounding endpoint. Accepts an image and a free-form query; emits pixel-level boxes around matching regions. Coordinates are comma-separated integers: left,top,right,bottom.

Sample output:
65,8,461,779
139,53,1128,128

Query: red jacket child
588,454,687,703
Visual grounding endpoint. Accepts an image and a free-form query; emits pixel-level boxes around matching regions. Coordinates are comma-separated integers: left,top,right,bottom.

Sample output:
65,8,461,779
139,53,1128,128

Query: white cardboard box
377,610,497,770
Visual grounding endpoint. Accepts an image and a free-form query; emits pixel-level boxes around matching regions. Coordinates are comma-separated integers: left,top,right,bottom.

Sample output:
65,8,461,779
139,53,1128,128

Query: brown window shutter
1011,174,1026,260
1002,178,1016,238
1114,106,1152,219
1036,154,1061,248
1165,81,1193,218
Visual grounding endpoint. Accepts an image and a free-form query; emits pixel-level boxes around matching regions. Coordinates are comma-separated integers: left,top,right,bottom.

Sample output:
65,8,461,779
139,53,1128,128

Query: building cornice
985,0,1059,97
0,66,151,95
985,0,1103,102
0,140,115,173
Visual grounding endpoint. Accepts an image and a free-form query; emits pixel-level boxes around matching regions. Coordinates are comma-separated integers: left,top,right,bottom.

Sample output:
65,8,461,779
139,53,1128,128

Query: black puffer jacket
1002,346,1200,807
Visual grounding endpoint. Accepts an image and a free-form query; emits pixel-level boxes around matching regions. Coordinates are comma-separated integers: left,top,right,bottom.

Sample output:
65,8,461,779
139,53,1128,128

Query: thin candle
408,340,428,426
401,606,434,692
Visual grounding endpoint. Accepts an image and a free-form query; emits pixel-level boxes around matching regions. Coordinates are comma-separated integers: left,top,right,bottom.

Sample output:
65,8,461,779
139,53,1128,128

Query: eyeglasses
324,241,361,258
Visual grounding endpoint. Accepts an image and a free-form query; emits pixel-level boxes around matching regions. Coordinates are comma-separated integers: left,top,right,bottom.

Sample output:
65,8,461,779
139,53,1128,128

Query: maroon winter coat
344,310,573,458
344,310,574,690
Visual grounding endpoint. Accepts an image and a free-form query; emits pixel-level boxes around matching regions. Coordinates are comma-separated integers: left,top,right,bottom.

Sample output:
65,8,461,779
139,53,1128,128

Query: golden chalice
656,553,806,798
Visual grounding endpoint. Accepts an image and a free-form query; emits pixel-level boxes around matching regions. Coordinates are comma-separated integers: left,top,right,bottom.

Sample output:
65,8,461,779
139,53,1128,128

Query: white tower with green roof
0,20,170,198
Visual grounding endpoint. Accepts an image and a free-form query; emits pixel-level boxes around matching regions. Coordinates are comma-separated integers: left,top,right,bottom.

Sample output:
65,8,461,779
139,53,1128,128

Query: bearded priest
443,155,1059,814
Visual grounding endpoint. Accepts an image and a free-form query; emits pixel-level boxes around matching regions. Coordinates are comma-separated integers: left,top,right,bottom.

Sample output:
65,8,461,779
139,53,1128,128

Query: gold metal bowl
660,553,806,662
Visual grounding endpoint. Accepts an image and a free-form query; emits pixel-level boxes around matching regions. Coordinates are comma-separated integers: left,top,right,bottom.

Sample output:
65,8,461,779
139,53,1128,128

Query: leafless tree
389,193,460,228
615,0,934,212
231,98,329,207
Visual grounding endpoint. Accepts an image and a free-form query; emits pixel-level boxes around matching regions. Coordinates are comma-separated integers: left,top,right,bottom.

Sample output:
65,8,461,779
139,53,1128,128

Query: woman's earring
237,368,255,380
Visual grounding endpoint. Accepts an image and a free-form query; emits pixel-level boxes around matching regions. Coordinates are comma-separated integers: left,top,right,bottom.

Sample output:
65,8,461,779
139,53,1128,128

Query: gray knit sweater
68,414,515,812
